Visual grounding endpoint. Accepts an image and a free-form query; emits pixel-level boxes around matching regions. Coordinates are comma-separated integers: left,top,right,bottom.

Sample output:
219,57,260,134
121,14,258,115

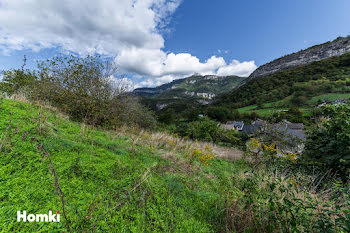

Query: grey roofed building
280,127,306,141
232,121,244,131
284,120,304,130
222,121,244,131
252,119,267,127
221,124,235,130
242,124,260,135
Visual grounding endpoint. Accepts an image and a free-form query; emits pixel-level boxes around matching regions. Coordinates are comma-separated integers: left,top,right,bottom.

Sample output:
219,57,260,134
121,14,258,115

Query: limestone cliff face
245,36,350,83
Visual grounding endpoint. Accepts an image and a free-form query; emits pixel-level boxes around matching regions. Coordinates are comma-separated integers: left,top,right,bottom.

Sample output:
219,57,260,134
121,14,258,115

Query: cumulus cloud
216,60,257,77
0,0,257,87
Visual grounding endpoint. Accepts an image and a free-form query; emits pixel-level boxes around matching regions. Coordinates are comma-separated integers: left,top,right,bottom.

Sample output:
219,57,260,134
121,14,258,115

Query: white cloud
216,60,257,77
0,0,257,87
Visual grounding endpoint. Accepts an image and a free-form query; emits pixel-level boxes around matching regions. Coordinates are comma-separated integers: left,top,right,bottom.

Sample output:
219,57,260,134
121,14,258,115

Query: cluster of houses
221,119,306,154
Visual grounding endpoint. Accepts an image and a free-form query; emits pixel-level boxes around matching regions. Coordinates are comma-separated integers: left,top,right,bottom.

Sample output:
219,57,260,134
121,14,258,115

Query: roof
242,124,260,134
285,128,306,141
233,121,244,127
286,122,304,130
221,124,235,130
252,119,267,127
226,121,244,128
275,125,306,141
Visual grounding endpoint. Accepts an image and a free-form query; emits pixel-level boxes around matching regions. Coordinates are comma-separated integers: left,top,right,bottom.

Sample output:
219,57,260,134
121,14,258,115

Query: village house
220,121,244,131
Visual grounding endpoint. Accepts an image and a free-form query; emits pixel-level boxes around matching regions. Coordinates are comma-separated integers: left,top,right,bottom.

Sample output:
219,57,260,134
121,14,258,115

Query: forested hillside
219,52,350,109
134,74,246,100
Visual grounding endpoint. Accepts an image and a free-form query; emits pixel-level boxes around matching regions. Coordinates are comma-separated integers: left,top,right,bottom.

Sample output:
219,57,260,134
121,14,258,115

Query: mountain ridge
133,74,246,100
239,36,350,87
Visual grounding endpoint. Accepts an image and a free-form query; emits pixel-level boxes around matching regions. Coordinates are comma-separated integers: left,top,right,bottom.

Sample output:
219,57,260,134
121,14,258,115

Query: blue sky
0,0,349,87
165,0,350,65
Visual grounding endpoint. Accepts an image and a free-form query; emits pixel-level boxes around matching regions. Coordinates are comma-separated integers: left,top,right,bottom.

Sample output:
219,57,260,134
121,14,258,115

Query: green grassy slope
0,98,250,232
1,99,349,232
235,93,350,117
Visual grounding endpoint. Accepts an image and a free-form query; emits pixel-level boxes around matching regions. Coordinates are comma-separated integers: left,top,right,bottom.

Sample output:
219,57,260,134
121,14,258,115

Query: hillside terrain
0,97,243,232
219,52,350,110
134,74,246,101
245,36,350,83
134,37,350,121
1,98,349,232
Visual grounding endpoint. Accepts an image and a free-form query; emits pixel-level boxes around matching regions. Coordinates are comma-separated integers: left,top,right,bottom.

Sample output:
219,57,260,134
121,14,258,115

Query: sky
0,0,349,87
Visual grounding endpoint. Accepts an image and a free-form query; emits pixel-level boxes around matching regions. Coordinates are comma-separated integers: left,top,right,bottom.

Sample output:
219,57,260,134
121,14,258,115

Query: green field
308,93,350,104
235,92,350,117
237,104,312,117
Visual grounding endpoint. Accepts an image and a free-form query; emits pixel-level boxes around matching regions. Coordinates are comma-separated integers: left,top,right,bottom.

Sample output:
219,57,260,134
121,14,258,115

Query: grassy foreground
0,98,248,232
0,98,349,232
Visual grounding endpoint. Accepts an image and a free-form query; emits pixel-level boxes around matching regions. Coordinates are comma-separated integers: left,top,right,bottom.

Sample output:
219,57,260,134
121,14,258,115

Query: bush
304,103,350,179
173,117,242,146
0,56,37,95
206,106,230,122
0,55,156,129
183,117,220,142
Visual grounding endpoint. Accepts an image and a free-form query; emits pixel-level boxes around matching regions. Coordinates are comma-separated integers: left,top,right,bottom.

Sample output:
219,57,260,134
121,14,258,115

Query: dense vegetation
1,52,350,232
304,103,350,179
0,55,156,129
219,52,350,109
152,52,350,128
1,97,349,232
134,74,246,99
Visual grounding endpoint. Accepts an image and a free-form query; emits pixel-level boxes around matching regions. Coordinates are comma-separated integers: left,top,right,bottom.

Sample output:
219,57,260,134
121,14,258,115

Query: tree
0,55,37,95
34,55,119,125
206,106,230,123
1,54,156,129
304,103,350,179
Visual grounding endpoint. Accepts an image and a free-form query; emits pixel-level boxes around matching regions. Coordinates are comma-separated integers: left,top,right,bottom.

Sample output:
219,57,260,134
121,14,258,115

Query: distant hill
134,74,246,101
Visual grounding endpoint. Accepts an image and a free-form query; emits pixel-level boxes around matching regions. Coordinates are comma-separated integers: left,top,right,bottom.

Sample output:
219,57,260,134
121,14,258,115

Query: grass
237,102,312,117
236,92,350,118
237,104,288,117
308,93,350,104
0,97,348,232
0,98,250,232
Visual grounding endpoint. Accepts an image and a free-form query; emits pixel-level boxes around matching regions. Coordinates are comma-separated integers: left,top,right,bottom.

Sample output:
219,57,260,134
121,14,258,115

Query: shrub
206,106,230,122
0,56,37,95
0,55,156,129
173,117,242,146
304,103,350,179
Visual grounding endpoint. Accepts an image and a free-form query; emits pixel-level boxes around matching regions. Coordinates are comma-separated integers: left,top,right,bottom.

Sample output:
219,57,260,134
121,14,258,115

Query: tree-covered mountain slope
244,36,350,84
218,51,350,110
134,74,246,100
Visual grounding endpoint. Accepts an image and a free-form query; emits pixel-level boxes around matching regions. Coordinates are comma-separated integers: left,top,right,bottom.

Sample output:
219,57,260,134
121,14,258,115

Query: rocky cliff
244,36,350,84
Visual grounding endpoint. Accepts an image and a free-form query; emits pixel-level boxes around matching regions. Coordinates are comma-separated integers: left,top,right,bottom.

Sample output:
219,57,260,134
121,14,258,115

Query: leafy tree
206,106,230,122
186,117,220,141
158,108,175,124
304,103,350,179
0,55,37,95
286,107,304,123
1,55,156,129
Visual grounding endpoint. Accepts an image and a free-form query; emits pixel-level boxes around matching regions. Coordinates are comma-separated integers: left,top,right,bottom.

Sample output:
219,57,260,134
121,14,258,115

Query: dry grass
115,126,243,162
